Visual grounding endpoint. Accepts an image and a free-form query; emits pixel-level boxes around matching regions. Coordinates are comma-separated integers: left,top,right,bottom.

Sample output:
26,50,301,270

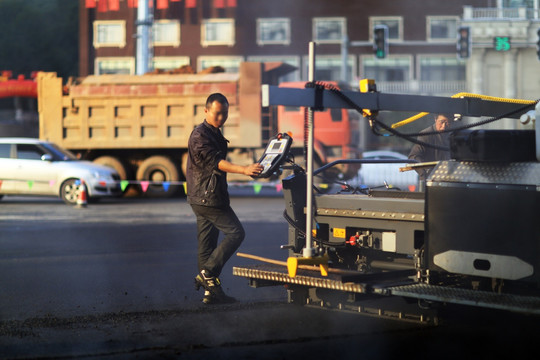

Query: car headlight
93,170,113,180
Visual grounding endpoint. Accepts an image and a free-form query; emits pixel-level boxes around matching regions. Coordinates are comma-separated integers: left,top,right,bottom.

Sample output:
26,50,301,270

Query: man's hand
218,160,264,176
244,163,264,177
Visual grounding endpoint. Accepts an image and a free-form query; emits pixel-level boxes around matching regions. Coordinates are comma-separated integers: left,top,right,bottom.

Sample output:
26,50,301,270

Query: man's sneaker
195,270,236,304
202,291,213,304
202,290,236,305
194,270,221,291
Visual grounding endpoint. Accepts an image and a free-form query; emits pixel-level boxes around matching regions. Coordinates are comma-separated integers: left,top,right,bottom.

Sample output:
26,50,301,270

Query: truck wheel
181,152,189,179
136,156,180,197
60,178,80,205
313,158,333,193
93,156,132,180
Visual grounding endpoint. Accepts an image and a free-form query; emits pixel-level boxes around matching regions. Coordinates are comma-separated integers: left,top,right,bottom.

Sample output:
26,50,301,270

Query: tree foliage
0,0,79,79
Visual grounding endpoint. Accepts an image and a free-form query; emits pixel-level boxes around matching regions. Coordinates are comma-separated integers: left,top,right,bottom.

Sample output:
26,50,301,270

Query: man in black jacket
408,113,452,183
186,93,263,304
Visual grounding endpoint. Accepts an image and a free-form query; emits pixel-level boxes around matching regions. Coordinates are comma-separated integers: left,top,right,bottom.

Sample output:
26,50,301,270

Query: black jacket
408,124,451,180
186,120,230,207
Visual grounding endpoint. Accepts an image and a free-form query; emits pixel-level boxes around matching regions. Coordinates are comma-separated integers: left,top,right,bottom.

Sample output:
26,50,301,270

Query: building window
247,55,300,82
257,18,290,46
313,17,347,43
93,21,126,48
370,17,402,42
0,144,10,158
153,20,180,47
152,57,191,72
419,56,466,81
502,0,535,7
427,16,459,42
201,19,235,47
95,57,135,75
197,56,244,73
361,56,411,82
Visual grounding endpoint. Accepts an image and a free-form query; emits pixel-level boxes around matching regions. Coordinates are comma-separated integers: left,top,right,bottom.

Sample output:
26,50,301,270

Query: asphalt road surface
0,194,538,359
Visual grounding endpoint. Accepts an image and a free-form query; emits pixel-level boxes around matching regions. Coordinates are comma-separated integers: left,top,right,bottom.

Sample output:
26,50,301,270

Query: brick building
81,0,540,129
81,0,488,93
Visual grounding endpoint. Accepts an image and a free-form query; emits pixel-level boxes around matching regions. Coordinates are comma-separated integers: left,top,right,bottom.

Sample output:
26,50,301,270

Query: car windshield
42,142,78,161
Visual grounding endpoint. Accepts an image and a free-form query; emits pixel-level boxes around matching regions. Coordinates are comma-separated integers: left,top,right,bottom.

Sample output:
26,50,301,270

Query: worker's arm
408,142,424,164
218,159,263,177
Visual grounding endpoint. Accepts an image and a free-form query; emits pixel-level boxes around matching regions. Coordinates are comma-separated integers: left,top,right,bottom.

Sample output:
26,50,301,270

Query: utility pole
136,0,153,75
340,34,349,83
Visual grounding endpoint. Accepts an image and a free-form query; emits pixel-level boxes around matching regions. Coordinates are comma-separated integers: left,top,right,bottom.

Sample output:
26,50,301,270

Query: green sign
494,36,511,51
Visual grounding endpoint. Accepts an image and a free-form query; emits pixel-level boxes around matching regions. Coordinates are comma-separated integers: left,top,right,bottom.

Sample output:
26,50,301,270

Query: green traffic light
373,25,388,59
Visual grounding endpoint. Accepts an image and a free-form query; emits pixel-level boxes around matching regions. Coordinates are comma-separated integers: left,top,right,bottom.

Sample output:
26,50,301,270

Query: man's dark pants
190,204,245,278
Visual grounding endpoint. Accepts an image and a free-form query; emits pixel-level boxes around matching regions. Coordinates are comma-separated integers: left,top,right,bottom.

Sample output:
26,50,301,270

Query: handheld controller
252,133,293,178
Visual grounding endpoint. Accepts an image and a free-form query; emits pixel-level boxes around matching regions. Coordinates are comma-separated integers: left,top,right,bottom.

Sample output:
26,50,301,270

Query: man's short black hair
434,113,452,121
206,93,229,109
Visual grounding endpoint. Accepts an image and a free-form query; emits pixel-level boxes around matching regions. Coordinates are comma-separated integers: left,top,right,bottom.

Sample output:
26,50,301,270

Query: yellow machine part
287,255,329,278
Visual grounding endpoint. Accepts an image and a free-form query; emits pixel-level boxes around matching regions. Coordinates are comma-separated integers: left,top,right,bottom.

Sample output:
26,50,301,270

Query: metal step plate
385,283,540,315
234,264,540,316
233,264,369,293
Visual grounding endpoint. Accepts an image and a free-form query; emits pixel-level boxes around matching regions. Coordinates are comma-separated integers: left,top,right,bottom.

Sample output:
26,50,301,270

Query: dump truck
36,62,361,196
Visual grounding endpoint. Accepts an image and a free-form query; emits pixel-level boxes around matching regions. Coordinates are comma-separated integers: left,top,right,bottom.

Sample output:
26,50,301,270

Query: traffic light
373,25,388,59
536,28,540,60
457,26,471,59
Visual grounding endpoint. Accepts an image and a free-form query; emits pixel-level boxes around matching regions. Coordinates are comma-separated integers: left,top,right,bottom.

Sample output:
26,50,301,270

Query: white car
0,138,121,204
355,150,419,191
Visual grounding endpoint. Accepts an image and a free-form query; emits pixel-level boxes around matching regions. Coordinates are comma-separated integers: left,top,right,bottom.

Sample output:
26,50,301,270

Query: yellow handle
287,255,329,278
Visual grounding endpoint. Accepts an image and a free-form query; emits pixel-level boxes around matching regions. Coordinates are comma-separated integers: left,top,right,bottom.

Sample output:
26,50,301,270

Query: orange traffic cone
76,180,88,208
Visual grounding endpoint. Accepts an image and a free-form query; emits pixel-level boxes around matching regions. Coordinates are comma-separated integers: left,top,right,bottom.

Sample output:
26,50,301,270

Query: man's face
435,115,450,132
205,100,229,128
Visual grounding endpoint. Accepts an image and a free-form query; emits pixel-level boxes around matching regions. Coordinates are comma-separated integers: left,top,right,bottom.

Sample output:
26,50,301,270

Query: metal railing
464,6,540,20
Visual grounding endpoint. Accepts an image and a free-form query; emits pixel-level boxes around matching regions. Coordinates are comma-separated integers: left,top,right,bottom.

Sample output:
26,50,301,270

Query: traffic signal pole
340,34,349,83
136,0,153,75
537,28,540,60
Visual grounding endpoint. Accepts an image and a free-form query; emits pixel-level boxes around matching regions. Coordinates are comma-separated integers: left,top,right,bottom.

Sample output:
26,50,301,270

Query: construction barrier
75,180,88,208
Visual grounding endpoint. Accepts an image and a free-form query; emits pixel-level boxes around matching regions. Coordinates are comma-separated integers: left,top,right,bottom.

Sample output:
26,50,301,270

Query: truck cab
277,81,361,180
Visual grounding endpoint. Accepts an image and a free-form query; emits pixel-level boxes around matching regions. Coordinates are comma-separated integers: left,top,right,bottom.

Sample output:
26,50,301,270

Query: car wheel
60,178,80,205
